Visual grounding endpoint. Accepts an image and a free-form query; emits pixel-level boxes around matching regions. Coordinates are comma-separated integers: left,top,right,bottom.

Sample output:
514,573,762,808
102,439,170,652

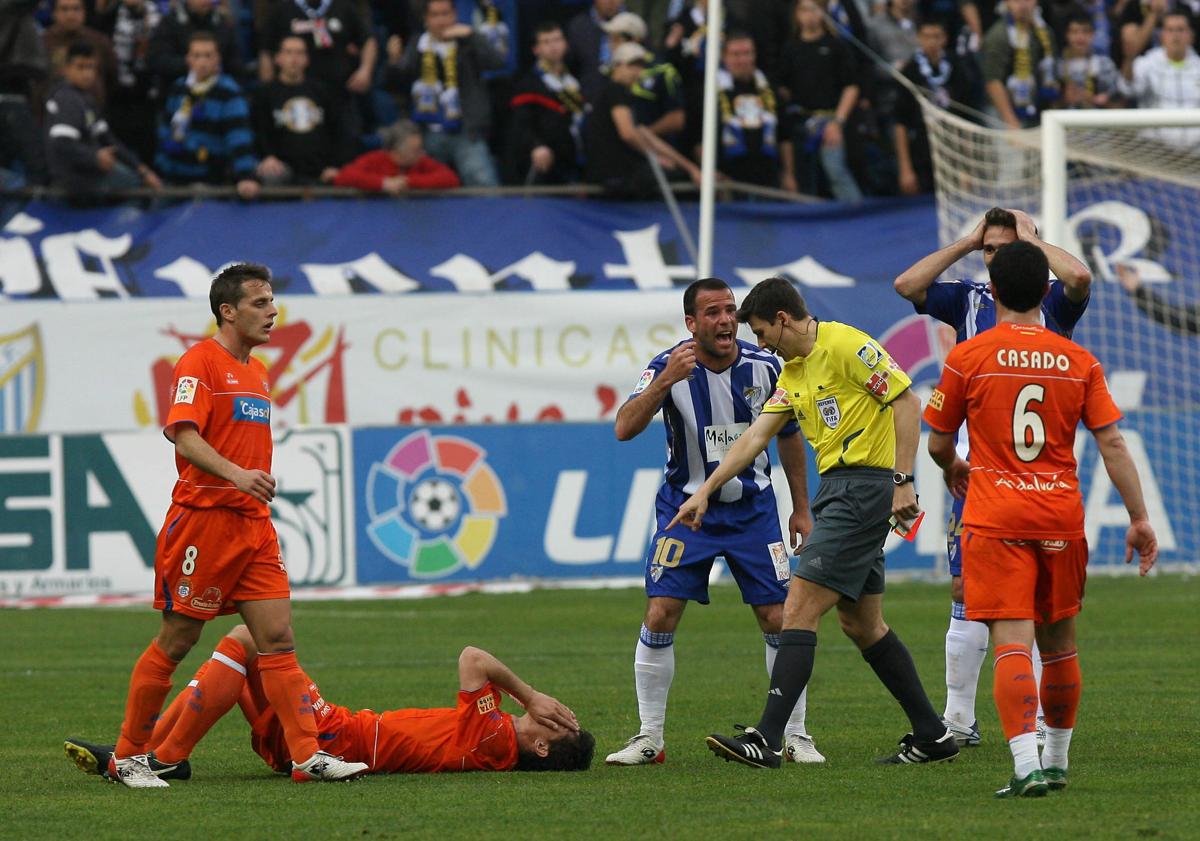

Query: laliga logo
365,430,507,578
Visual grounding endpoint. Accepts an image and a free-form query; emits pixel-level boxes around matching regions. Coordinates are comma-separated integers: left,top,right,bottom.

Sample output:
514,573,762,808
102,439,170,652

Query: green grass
2,576,1196,840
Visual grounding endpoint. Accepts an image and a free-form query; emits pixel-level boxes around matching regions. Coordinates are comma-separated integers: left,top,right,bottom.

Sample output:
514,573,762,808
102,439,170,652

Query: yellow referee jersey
762,321,912,474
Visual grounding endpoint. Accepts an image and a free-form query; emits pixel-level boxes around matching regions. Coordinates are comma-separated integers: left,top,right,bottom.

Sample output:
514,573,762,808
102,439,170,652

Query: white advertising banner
0,427,354,600
0,293,684,435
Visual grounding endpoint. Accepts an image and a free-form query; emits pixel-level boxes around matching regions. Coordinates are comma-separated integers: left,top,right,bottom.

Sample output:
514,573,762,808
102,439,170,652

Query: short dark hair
735,276,809,324
277,33,308,51
988,241,1049,313
210,262,272,324
1065,9,1094,28
66,40,96,61
723,28,755,49
983,206,1017,232
534,19,562,36
515,729,596,772
188,30,219,49
424,0,453,13
683,277,732,316
915,16,947,31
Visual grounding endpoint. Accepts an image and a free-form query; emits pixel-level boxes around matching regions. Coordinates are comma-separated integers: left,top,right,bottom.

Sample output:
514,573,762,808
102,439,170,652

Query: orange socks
152,637,249,764
115,641,179,758
992,643,1038,741
256,650,319,763
1039,650,1081,730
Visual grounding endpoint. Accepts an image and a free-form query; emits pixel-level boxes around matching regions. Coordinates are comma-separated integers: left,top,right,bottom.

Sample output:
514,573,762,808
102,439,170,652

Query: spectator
45,40,161,196
508,20,585,184
148,0,242,92
252,34,354,185
584,41,699,197
1119,0,1198,76
0,0,49,186
457,0,516,77
695,30,795,191
566,0,621,93
577,8,643,98
1127,11,1200,147
385,0,505,186
894,17,974,194
664,0,709,91
868,0,920,120
156,31,259,198
1055,10,1124,108
333,118,461,192
603,11,686,145
95,0,162,163
823,0,870,43
258,0,377,110
982,0,1058,128
778,1,862,201
43,0,118,105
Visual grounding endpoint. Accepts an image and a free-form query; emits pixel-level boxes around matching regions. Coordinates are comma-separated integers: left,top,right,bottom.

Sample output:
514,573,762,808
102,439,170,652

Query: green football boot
994,769,1050,798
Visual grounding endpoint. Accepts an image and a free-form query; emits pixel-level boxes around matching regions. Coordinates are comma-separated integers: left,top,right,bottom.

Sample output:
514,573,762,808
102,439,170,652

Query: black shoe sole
704,736,779,769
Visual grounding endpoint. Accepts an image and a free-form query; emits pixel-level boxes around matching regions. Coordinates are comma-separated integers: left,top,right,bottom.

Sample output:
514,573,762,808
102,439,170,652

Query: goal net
919,103,1200,571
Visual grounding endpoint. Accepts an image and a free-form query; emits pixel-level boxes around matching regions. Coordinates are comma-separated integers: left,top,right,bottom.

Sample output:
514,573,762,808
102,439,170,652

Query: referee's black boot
705,725,782,769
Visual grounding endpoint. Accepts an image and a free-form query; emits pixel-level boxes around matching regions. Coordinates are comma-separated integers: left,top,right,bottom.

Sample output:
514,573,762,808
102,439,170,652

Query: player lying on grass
66,625,594,781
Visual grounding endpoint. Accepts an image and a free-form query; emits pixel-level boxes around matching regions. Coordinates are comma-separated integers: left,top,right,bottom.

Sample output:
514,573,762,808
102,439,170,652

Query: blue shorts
947,494,965,577
644,493,792,606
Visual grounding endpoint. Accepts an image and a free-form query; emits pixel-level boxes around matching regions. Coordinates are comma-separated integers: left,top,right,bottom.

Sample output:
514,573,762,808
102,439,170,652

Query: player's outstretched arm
615,341,697,441
667,410,789,531
775,432,812,550
458,647,579,733
173,425,276,504
1010,209,1092,302
893,217,985,306
1091,423,1159,574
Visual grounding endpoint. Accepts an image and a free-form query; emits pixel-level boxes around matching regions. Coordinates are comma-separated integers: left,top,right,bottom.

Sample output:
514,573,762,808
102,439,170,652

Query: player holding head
925,241,1157,797
893,206,1093,747
676,277,958,768
67,626,592,780
604,277,823,767
96,264,367,788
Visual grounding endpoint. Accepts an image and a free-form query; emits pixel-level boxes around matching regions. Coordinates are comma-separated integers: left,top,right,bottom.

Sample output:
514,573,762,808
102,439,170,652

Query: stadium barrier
0,196,1193,601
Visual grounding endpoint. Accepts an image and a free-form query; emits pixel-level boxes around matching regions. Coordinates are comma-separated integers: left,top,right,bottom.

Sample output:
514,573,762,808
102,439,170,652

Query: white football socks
1009,731,1042,778
944,610,990,727
1041,726,1073,770
634,637,674,743
766,639,810,736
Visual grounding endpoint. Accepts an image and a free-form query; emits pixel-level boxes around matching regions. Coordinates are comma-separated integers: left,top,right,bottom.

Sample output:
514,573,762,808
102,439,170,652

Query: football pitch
4,574,1195,840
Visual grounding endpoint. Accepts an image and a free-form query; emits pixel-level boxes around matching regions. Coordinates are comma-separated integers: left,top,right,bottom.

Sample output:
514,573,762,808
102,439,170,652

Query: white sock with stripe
635,626,674,743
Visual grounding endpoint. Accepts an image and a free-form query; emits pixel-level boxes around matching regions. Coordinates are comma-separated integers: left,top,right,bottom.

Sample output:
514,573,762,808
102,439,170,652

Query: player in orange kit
923,241,1159,798
86,263,367,788
66,625,594,778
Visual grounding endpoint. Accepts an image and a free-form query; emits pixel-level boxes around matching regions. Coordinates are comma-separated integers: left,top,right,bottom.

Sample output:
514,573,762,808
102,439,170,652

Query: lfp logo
365,431,507,578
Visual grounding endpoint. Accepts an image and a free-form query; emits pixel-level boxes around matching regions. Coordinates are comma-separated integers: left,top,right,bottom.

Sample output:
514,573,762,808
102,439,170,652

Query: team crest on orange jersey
476,694,497,715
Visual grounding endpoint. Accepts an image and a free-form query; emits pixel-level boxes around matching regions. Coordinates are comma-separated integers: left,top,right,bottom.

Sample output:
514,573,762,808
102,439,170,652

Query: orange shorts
961,529,1088,624
152,503,290,621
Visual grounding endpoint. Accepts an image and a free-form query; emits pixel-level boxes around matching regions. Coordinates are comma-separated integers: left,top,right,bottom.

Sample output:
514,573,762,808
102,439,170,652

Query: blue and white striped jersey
630,339,800,516
917,278,1088,342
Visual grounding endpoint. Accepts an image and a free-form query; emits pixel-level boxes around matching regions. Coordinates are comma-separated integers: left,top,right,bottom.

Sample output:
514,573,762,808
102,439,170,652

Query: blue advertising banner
351,418,1192,585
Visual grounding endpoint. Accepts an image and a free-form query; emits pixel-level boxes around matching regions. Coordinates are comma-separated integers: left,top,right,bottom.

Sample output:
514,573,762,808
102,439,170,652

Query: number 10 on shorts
652,537,684,568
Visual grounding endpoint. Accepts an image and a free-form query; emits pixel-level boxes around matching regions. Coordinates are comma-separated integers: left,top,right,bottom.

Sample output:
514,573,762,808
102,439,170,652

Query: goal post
1040,108,1200,248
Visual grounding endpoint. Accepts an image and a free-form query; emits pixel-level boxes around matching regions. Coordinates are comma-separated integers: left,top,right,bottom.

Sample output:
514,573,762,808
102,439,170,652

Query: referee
669,277,958,767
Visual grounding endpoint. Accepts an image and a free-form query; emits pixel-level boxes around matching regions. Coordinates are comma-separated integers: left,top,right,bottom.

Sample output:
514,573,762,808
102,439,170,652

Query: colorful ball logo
365,431,507,578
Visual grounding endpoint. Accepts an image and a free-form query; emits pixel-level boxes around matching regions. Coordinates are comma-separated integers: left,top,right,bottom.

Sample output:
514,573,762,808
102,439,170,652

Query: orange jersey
271,681,519,774
923,322,1122,539
164,338,273,518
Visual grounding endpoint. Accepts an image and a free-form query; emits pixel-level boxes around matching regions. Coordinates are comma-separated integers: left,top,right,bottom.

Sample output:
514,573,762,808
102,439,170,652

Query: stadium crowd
1,0,1197,201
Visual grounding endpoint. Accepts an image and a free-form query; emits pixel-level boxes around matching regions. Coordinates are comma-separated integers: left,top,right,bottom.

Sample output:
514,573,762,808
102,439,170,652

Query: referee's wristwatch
892,472,915,486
